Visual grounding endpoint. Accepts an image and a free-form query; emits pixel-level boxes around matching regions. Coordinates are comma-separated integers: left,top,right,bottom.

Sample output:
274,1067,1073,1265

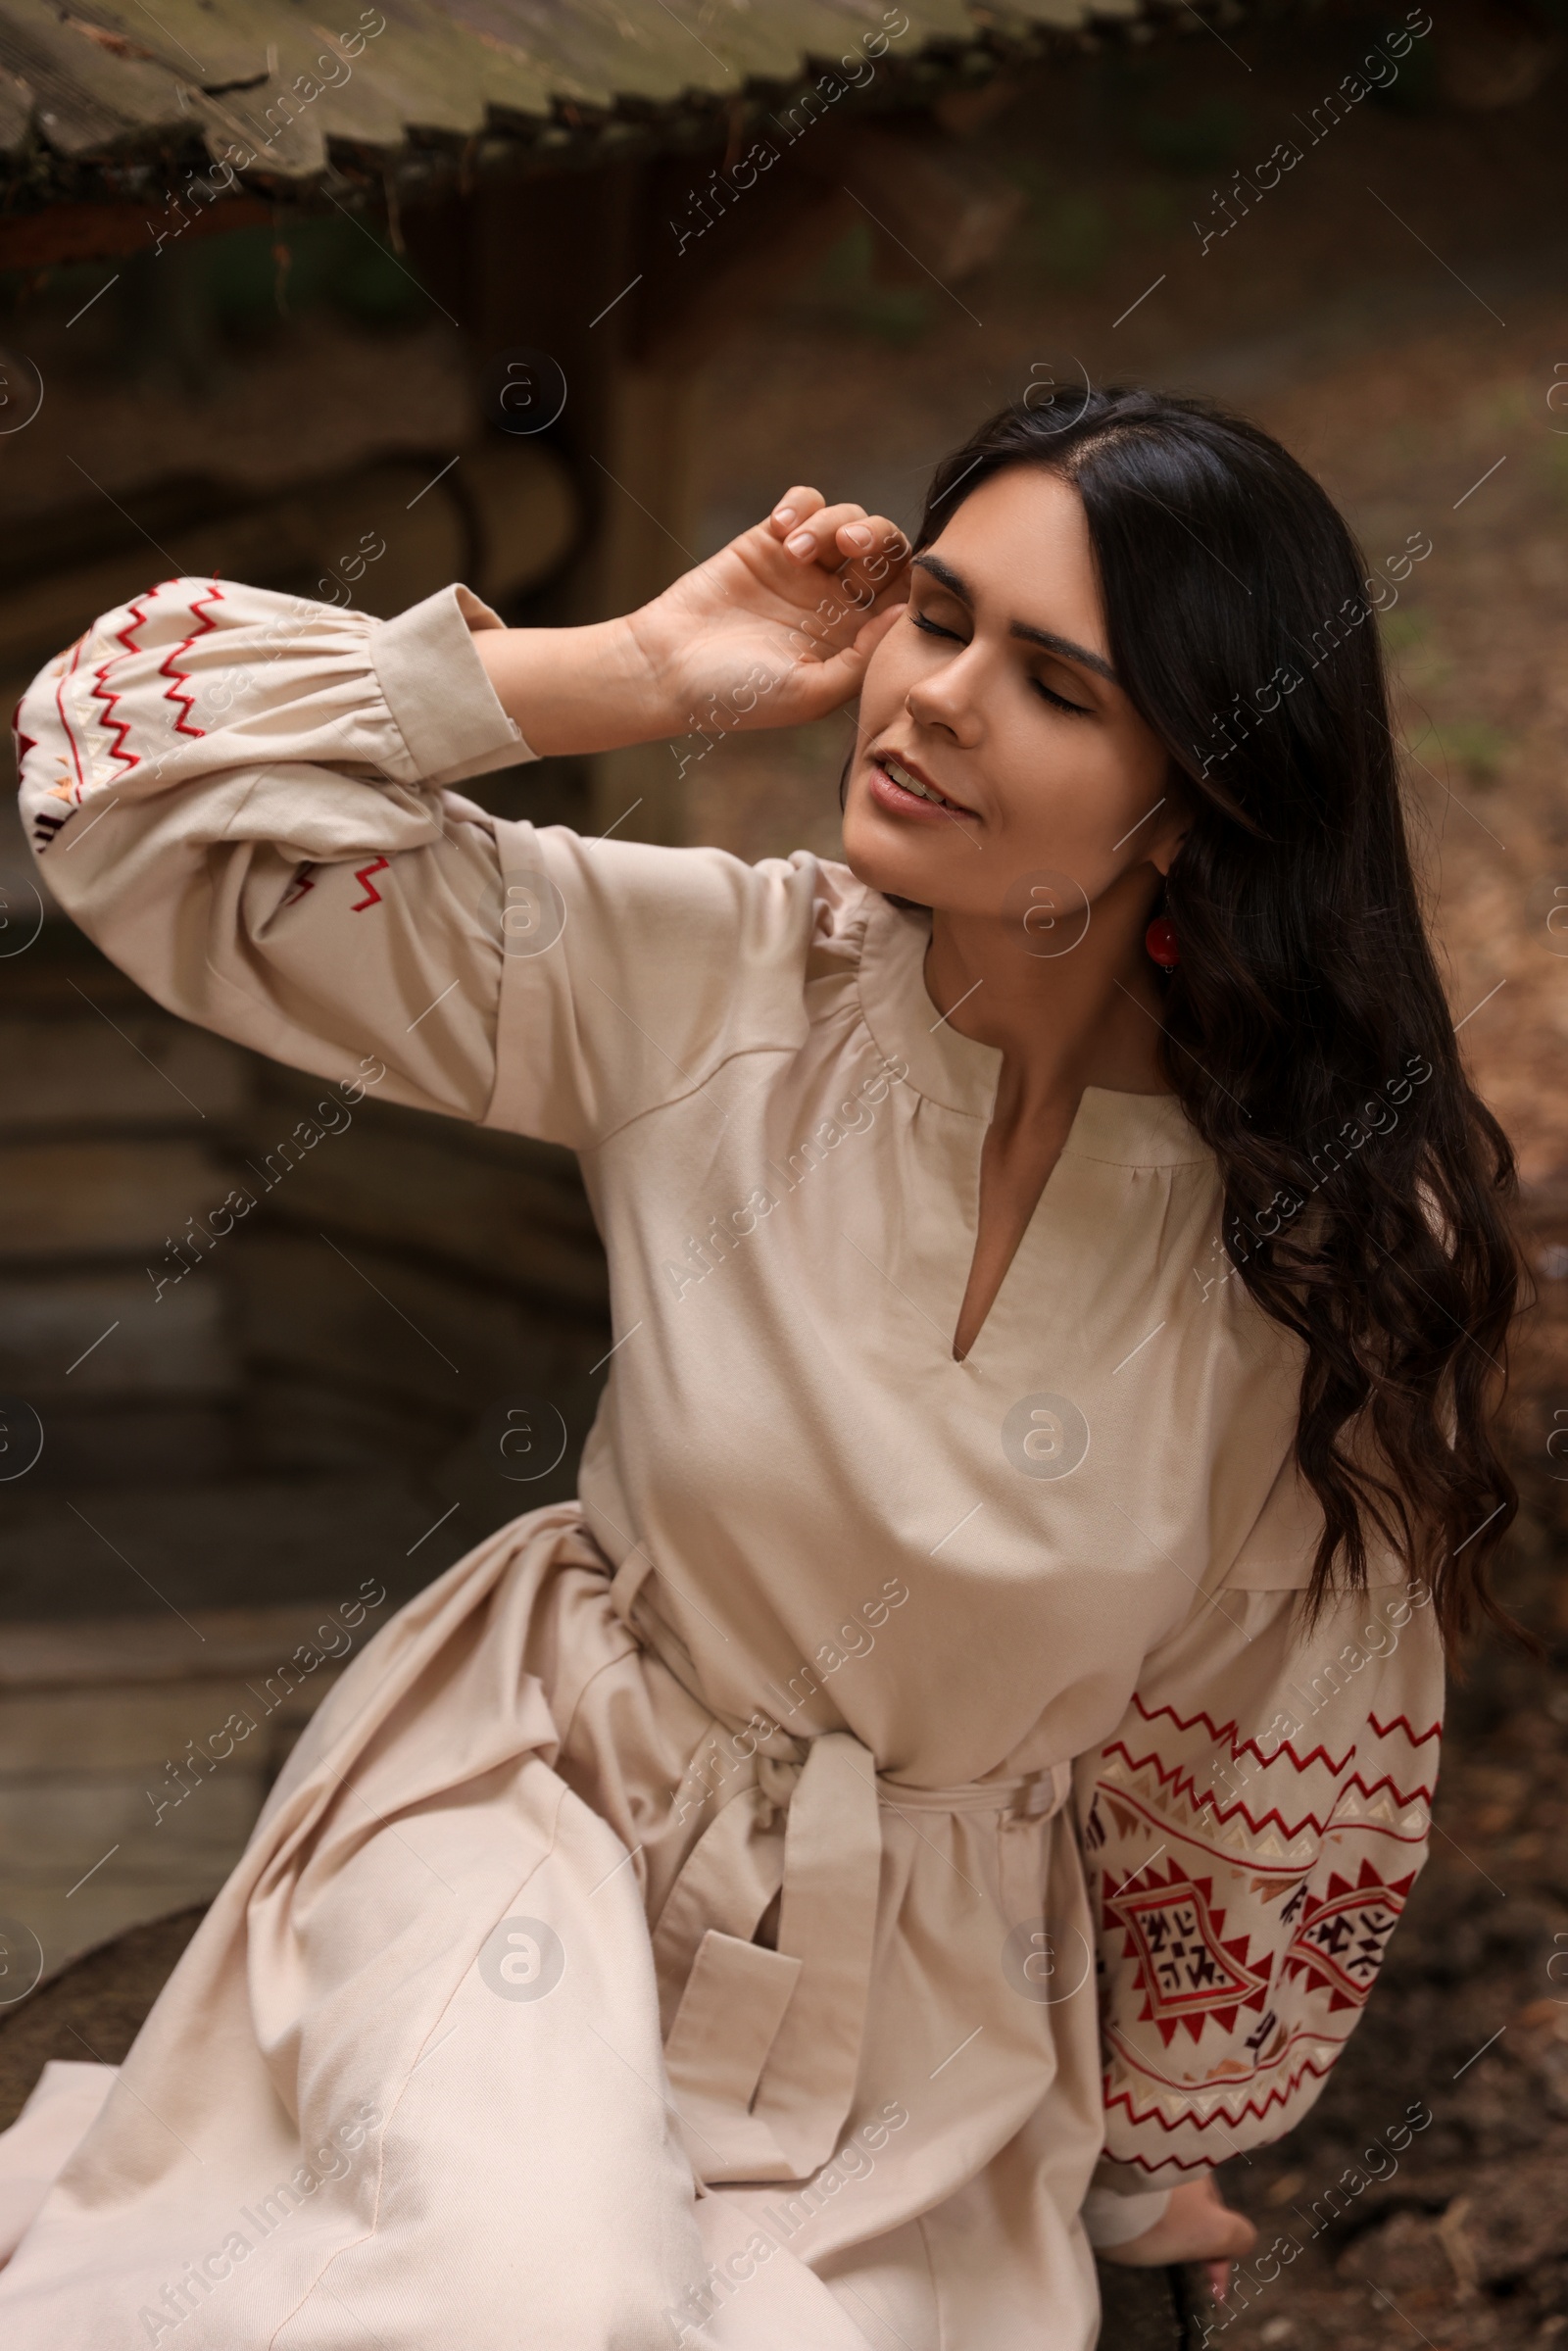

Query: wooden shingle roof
0,0,1162,208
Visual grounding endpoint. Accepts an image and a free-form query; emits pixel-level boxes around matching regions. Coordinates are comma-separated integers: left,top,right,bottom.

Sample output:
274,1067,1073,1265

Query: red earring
1145,915,1179,968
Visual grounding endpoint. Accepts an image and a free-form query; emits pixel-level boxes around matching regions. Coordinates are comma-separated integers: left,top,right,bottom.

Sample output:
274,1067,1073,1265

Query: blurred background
0,1,1566,2336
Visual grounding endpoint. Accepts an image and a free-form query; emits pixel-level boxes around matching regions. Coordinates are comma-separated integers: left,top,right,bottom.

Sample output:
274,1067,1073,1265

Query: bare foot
1097,2174,1257,2306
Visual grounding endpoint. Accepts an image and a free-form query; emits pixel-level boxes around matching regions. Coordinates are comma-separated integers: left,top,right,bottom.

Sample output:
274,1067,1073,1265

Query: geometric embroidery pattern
1280,1857,1415,2013
1080,1611,1442,2181
1105,1861,1273,2046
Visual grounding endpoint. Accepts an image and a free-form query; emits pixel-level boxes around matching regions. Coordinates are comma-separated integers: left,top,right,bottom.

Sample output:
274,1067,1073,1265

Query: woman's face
842,466,1184,927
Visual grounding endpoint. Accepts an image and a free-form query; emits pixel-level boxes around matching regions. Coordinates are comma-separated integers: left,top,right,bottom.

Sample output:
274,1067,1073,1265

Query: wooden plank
0,1678,315,1766
0,0,991,155
314,0,541,134
378,0,976,115
434,0,698,108
0,0,1131,261
0,1012,248,1133
0,445,575,668
0,1268,235,1398
0,194,270,270
192,75,326,173
0,0,192,149
188,17,474,154
0,1139,229,1255
79,0,479,155
193,66,407,164
586,357,705,844
0,61,31,153
228,1103,605,1378
0,1472,430,1620
1000,0,1093,24
0,1598,387,1687
59,0,269,91
462,439,580,604
0,543,196,670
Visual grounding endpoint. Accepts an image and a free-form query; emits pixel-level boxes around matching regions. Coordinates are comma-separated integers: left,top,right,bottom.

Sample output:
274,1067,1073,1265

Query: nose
905,645,984,748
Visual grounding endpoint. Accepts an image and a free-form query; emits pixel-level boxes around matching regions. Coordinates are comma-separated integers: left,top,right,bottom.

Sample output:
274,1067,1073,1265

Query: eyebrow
911,553,1119,684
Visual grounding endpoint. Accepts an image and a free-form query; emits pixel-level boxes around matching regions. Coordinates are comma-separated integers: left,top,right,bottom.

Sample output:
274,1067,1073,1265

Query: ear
1149,818,1192,879
1148,776,1193,877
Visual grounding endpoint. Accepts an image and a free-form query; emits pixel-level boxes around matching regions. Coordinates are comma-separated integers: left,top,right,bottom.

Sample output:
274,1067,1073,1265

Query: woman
0,387,1519,2349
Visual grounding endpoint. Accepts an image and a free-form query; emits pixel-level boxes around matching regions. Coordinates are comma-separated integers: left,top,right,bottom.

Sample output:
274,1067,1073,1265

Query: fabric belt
608,1546,1073,2187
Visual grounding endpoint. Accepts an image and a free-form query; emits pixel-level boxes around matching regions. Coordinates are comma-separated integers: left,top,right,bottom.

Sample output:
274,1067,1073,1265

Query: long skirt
0,1505,1106,2350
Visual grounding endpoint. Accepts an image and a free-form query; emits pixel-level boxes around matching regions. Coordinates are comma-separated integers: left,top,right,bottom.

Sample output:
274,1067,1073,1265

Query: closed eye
1034,677,1093,717
911,610,964,643
911,605,1094,715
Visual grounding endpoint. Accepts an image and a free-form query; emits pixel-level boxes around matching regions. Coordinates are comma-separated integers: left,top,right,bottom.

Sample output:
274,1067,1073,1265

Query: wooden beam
0,195,270,272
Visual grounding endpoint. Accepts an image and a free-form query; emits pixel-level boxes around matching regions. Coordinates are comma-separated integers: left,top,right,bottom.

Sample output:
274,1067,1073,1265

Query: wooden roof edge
0,0,1234,255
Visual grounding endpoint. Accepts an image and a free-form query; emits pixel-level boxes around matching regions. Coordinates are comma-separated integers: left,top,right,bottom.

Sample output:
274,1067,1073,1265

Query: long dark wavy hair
915,385,1525,1660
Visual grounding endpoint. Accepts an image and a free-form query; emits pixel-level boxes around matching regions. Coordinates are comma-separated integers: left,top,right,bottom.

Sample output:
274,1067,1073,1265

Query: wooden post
416,114,992,847
426,157,699,842
583,356,706,844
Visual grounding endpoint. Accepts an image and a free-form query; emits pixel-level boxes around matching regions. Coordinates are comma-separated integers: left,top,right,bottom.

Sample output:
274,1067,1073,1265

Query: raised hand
625,487,911,736
472,490,910,759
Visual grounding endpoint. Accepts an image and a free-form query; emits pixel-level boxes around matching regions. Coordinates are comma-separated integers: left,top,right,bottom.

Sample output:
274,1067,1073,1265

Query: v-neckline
949,1093,1084,1365
851,890,1202,1367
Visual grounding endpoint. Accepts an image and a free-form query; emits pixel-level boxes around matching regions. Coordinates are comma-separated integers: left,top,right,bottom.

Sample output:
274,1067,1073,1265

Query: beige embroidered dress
0,577,1444,2351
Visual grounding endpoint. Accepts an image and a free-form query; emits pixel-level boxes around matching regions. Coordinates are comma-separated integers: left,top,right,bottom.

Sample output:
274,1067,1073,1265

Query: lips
871,752,978,819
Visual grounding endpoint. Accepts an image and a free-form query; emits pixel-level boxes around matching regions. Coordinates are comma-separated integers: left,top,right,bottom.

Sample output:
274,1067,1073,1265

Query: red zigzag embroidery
159,579,222,738
89,594,154,776
1102,2047,1341,2152
352,857,390,911
1125,1690,1354,1778
1098,1741,1437,1842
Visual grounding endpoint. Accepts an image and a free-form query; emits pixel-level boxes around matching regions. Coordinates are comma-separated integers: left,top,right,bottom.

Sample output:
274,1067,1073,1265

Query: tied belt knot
620,1597,1073,2185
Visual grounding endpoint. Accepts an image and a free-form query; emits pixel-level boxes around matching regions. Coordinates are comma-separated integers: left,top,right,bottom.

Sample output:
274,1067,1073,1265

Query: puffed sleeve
1074,1457,1445,2193
17,575,822,1141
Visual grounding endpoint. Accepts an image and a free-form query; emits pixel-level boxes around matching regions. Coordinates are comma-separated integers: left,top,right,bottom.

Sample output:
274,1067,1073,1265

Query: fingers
767,487,825,538
776,503,912,640
778,499,867,563
775,499,906,572
849,602,906,661
836,514,911,608
833,514,906,560
776,603,904,724
815,601,905,687
761,492,910,626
